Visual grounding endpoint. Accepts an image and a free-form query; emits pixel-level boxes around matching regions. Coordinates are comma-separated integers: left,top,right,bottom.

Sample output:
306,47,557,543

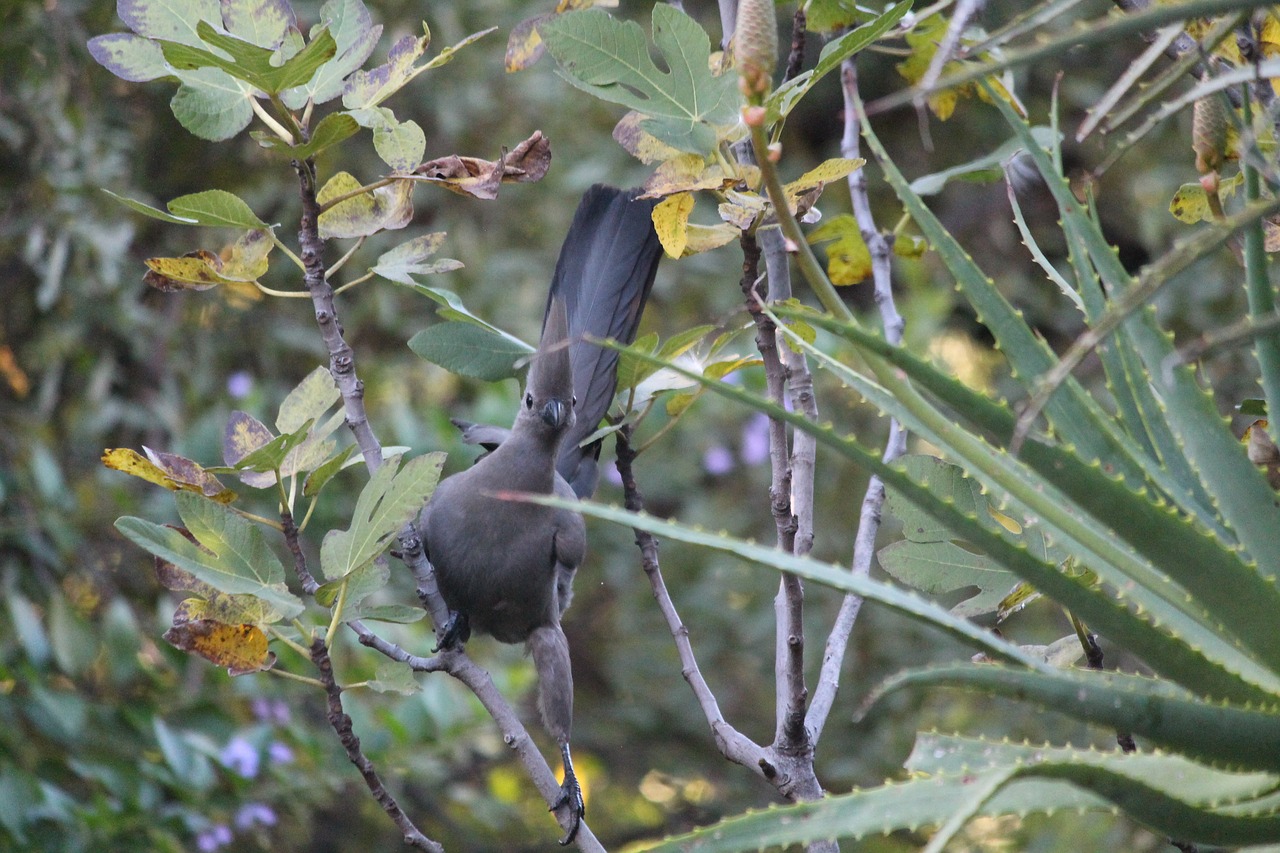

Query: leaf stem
748,121,855,323
251,98,295,144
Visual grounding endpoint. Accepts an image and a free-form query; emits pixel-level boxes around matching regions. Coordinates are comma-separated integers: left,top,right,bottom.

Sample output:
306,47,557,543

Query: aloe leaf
859,104,1151,492
870,664,1280,773
985,96,1280,573
636,741,1280,851
514,494,1048,670
772,306,1280,676
595,339,1280,702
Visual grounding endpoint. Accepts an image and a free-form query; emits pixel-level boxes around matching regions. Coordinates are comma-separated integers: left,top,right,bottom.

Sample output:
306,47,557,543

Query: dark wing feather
544,185,663,498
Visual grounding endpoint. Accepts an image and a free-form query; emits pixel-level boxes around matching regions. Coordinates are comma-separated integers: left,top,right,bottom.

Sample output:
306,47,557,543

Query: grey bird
418,185,663,844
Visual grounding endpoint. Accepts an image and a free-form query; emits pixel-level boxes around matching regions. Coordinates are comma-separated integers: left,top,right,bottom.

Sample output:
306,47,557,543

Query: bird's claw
432,611,470,653
550,769,585,846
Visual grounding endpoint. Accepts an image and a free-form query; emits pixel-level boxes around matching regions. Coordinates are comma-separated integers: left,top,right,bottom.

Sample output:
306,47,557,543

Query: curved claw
550,770,584,846
432,611,470,653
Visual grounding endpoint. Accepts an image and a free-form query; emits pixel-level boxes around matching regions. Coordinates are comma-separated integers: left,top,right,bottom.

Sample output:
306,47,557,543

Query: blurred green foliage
0,0,1260,850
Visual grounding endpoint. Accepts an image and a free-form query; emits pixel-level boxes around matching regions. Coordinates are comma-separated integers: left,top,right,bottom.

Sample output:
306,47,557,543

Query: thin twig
614,426,766,768
311,638,442,852
808,59,908,741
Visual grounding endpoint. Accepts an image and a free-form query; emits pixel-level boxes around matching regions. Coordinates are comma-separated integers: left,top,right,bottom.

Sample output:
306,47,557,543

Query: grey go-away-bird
418,185,663,844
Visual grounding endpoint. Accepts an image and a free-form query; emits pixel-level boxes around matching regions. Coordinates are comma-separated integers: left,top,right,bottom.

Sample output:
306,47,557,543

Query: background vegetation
1,0,1271,851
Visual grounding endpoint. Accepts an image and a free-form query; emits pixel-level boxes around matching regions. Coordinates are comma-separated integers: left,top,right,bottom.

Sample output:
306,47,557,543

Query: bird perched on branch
418,185,663,844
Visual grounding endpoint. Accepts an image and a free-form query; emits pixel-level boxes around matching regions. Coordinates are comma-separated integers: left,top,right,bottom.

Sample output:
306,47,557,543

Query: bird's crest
528,296,574,402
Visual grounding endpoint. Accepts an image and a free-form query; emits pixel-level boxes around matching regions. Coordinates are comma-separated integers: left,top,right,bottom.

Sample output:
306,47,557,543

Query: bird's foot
432,611,470,652
550,745,585,845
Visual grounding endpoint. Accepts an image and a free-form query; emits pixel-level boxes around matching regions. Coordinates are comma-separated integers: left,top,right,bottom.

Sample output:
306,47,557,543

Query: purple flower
267,740,294,766
740,413,771,466
234,802,278,830
196,824,232,852
604,458,623,486
226,371,253,400
219,736,259,779
703,445,735,476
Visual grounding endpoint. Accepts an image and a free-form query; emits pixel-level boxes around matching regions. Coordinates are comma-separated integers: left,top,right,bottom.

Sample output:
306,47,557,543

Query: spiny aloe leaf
541,5,740,155
593,337,1280,704
985,92,1280,575
773,305,1280,677
869,664,1280,772
857,99,1154,493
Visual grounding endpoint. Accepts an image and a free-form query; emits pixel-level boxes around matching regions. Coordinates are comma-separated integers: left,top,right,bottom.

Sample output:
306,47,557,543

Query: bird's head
522,297,577,440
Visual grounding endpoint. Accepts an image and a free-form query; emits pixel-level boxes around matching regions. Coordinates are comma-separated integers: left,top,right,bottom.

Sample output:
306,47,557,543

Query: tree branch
807,59,908,742
310,637,442,852
614,427,767,769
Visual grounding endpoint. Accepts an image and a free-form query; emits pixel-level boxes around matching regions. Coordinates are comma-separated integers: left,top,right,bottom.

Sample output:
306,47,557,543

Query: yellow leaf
718,190,765,230
653,192,694,258
613,111,687,165
642,154,727,198
143,251,228,291
1169,183,1213,224
505,14,549,72
219,229,272,282
101,448,236,503
987,505,1023,534
318,172,414,238
163,619,276,676
681,223,739,257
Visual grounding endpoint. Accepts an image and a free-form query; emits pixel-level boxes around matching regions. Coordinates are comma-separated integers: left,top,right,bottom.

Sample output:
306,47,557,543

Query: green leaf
368,659,421,694
169,67,257,141
315,558,387,613
282,0,381,108
340,25,494,110
882,456,1067,619
541,5,741,155
370,233,463,284
408,322,532,382
766,0,912,123
344,106,427,172
870,664,1280,772
319,453,445,581
87,33,169,82
254,112,359,159
158,20,336,95
102,189,200,224
233,420,314,473
167,189,268,229
276,365,340,434
115,495,305,618
908,127,1060,196
614,331,660,392
303,443,359,498
221,0,295,49
117,0,220,45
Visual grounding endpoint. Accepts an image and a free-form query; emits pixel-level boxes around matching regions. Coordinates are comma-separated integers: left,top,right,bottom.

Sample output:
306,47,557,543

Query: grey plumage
418,186,662,844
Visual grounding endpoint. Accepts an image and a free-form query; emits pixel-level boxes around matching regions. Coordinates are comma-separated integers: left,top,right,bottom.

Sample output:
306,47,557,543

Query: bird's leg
432,610,470,652
551,741,584,845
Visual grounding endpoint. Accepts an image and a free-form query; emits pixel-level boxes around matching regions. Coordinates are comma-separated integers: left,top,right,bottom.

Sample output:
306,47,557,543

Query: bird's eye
525,393,534,409
572,395,578,408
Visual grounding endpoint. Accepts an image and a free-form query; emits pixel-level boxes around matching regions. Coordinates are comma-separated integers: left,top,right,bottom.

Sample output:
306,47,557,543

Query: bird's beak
541,399,570,428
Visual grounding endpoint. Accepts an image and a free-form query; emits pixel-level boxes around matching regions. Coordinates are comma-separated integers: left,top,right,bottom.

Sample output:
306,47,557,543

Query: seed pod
736,0,778,102
1192,95,1229,175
